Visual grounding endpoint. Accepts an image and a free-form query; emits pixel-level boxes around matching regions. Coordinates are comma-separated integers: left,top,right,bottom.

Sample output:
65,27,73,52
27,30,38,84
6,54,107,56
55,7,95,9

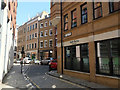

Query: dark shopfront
64,38,120,79
40,50,53,60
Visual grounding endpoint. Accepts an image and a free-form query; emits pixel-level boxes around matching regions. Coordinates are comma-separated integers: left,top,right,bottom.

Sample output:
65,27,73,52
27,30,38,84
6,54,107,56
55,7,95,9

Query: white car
34,59,41,65
23,57,32,64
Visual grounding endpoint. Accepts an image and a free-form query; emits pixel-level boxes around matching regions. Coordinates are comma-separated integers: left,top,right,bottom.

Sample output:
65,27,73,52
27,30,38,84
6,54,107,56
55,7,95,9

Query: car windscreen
28,59,32,60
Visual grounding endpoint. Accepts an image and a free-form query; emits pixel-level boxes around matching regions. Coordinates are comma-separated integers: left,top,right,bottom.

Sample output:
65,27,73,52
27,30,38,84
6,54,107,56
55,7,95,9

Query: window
49,21,52,26
64,14,68,31
40,41,43,48
35,33,37,38
96,38,120,77
55,38,57,47
27,36,29,40
44,40,47,47
93,2,102,19
32,34,34,39
49,29,53,36
49,40,53,47
71,9,77,28
35,23,37,29
44,22,47,27
40,23,43,28
24,28,25,33
45,30,48,37
40,31,43,37
30,26,32,31
28,27,29,31
81,2,87,24
27,45,28,50
32,43,34,49
65,44,89,73
35,43,37,48
30,35,31,40
29,44,31,49
51,2,55,6
33,24,34,30
109,1,120,13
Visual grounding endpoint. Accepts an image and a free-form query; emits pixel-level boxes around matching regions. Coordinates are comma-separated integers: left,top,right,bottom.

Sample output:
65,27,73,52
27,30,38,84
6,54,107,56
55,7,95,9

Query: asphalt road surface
25,64,85,89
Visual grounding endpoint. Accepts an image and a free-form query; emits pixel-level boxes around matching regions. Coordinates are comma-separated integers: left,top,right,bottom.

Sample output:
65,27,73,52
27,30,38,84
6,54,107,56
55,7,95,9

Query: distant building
0,0,17,83
50,1,120,88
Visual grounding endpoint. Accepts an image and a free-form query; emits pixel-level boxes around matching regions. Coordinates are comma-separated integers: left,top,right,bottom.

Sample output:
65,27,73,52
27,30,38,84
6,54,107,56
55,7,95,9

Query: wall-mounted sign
64,32,72,37
70,40,80,45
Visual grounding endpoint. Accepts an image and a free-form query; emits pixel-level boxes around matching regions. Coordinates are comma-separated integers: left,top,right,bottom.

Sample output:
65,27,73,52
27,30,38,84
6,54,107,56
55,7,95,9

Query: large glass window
93,2,102,19
81,2,87,24
96,38,120,77
109,1,120,13
65,44,89,73
71,9,77,28
64,14,68,31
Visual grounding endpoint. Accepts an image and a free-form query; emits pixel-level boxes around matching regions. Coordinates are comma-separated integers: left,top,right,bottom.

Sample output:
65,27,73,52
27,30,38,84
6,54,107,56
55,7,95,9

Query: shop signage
70,40,80,45
64,32,72,37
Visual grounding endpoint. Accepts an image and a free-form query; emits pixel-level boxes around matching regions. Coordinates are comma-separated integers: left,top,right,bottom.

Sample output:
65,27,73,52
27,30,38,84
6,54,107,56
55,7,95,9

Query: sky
16,2,50,26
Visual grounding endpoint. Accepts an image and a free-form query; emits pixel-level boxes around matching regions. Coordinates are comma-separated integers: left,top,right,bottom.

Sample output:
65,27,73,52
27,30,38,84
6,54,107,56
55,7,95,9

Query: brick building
50,1,120,88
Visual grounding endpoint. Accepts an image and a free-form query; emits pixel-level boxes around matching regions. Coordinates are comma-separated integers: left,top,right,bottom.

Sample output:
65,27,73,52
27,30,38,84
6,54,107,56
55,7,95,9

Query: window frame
93,2,103,20
40,31,43,37
44,40,47,48
64,14,68,31
109,1,120,13
71,9,77,28
49,29,53,36
40,41,43,48
49,39,53,47
81,2,88,24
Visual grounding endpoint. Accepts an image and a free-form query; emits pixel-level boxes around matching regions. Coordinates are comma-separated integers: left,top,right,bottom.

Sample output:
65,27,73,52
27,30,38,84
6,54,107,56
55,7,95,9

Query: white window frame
44,40,47,48
40,23,43,28
44,21,47,27
44,30,48,37
49,29,53,36
49,21,52,26
40,41,43,48
40,31,43,37
49,39,53,47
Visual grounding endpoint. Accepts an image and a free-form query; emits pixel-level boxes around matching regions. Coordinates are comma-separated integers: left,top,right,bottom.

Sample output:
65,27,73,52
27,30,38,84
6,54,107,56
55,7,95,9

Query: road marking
45,73,85,88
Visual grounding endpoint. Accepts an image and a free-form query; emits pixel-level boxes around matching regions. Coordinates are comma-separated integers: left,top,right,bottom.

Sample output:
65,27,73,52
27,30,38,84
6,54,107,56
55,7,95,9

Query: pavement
47,71,110,89
1,63,35,89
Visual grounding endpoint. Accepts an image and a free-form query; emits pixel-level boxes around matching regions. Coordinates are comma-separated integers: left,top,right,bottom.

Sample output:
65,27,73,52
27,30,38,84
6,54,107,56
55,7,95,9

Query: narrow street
25,64,85,88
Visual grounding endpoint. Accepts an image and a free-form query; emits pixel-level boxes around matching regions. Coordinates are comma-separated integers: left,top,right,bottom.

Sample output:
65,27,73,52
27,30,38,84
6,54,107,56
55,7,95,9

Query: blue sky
16,2,50,26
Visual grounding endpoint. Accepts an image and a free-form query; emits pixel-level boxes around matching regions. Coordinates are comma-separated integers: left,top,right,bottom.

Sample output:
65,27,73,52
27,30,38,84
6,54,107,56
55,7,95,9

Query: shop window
96,38,120,77
49,40,53,47
49,29,53,36
71,9,77,28
81,2,88,24
65,44,89,73
64,14,68,31
109,1,120,13
93,2,102,19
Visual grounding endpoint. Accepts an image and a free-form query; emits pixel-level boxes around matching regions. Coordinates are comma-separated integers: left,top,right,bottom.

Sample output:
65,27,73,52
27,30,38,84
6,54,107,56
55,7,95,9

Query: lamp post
60,1,63,74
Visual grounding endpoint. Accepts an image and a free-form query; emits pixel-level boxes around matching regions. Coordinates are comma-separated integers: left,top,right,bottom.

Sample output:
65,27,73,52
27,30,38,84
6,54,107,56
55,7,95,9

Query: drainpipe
60,1,63,74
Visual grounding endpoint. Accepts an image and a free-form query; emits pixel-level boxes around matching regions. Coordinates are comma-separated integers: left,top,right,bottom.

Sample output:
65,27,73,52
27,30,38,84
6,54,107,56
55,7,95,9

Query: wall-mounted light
1,2,6,10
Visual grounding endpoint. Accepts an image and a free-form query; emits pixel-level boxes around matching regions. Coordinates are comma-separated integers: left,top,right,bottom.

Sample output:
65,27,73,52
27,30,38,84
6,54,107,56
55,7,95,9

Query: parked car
14,59,21,63
41,57,54,65
34,59,41,65
49,59,57,71
23,57,32,64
